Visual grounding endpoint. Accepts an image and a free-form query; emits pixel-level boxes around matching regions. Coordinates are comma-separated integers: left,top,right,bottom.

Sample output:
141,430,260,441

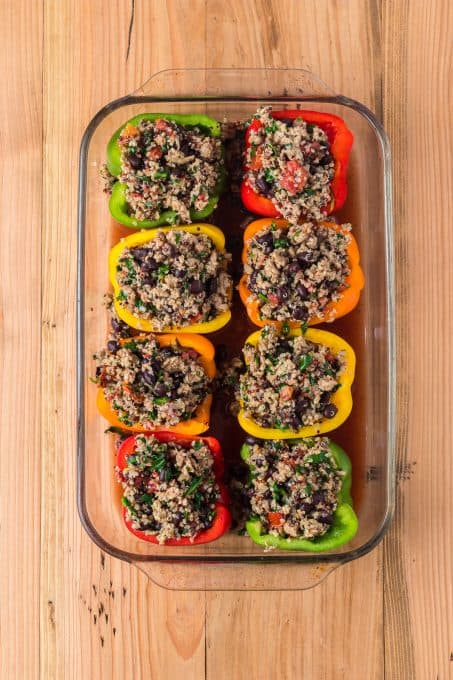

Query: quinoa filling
118,118,223,223
246,437,344,539
118,435,220,544
116,229,232,330
246,106,335,223
245,221,351,322
94,335,210,428
239,325,344,430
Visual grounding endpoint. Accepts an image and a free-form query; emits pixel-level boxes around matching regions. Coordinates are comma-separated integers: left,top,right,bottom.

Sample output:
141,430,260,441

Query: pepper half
107,113,226,228
118,432,231,545
240,438,358,551
237,327,356,439
96,333,216,435
241,110,353,217
109,224,232,333
238,217,364,328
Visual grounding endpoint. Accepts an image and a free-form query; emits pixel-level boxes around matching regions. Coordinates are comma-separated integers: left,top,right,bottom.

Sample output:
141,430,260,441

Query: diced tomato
155,118,173,132
249,146,264,171
267,511,284,527
268,293,279,305
279,386,294,401
148,146,163,160
280,160,308,195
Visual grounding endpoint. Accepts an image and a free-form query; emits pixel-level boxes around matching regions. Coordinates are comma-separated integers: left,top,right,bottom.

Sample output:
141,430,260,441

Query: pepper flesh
241,439,358,551
109,224,232,333
237,327,356,439
96,333,216,435
241,110,353,218
107,113,226,229
118,432,231,545
238,217,364,328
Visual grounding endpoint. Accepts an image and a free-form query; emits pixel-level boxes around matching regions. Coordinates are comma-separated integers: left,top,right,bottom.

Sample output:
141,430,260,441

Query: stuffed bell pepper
110,224,232,333
117,432,231,545
240,436,358,551
94,333,216,435
106,113,226,228
241,106,353,222
238,325,355,439
239,217,364,327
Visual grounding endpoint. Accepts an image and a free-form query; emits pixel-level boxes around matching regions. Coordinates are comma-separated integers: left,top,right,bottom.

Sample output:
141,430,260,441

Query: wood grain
1,0,451,678
0,2,42,680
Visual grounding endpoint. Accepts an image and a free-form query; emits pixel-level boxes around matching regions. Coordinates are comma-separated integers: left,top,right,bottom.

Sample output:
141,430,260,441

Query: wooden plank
40,2,207,678
0,2,42,679
205,2,385,678
383,1,453,678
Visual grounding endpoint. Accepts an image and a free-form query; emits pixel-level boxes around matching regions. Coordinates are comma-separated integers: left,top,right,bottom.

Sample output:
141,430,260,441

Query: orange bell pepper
238,218,364,329
96,333,216,435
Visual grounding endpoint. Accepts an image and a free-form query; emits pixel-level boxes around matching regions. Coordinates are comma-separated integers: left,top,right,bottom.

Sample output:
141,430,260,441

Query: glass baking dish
77,69,395,590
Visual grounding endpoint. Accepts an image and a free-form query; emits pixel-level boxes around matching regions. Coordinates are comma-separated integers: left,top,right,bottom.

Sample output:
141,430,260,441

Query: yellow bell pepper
109,224,232,333
237,327,356,439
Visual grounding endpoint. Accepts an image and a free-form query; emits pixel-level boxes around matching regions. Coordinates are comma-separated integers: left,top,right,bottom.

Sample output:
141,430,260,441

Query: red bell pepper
117,432,231,545
241,110,353,217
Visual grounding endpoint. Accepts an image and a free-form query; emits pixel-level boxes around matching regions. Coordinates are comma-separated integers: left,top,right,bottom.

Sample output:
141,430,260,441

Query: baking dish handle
132,559,343,591
134,68,336,99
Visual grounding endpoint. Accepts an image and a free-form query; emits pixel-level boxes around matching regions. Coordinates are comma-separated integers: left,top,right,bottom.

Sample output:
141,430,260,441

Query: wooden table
1,1,451,678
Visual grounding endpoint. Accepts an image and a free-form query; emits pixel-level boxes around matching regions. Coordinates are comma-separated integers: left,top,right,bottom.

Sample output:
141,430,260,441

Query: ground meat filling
239,325,344,430
246,106,335,223
116,229,232,330
247,438,344,539
245,221,351,322
94,335,210,428
118,435,220,544
118,118,223,223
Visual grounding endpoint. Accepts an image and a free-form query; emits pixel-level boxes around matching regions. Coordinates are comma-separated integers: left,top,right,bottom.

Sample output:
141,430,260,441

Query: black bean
320,392,331,404
159,468,168,482
296,283,309,299
312,492,325,505
164,244,176,258
319,154,333,166
277,339,292,353
245,435,259,445
153,383,167,397
171,371,185,386
107,340,119,353
288,416,301,430
132,248,149,262
255,177,273,195
318,513,333,525
215,344,228,362
179,140,191,155
249,271,258,288
323,403,338,418
142,258,158,271
288,261,301,274
295,397,310,414
111,317,123,333
293,306,308,321
159,348,173,358
174,268,185,279
151,359,162,373
276,285,289,301
255,232,274,250
297,251,315,266
128,154,143,170
189,279,203,294
206,277,218,295
141,370,156,386
280,117,294,127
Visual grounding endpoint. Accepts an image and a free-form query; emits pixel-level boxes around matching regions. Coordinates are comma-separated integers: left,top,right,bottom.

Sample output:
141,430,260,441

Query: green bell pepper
106,113,226,229
241,438,358,552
